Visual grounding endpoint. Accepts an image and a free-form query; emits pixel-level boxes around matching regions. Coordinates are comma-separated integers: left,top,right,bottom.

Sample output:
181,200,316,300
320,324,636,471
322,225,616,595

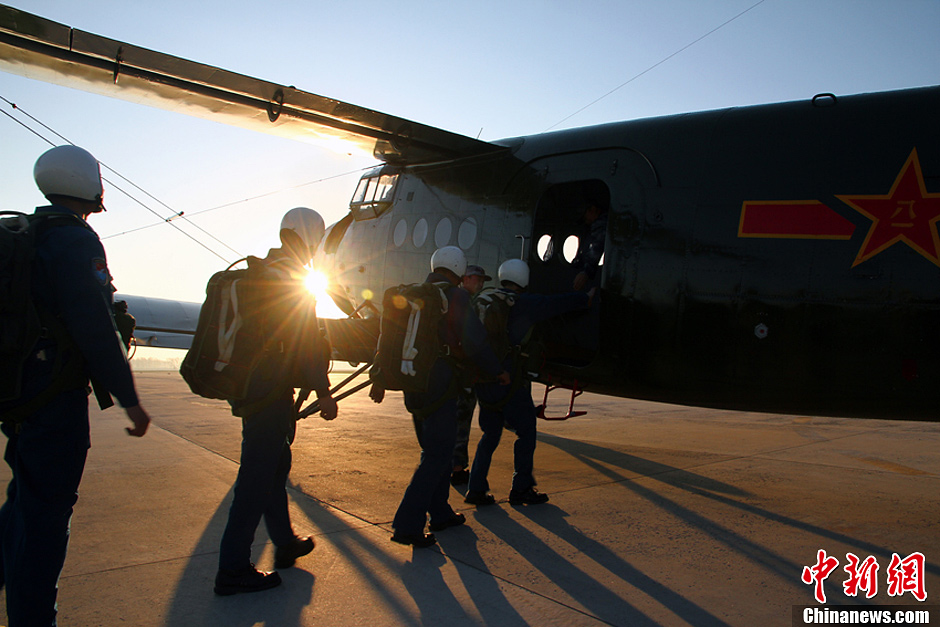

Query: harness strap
401,303,420,376
399,283,449,380
215,279,241,371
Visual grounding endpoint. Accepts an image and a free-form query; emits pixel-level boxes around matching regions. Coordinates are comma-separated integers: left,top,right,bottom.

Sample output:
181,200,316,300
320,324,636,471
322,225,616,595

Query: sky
2,0,939,311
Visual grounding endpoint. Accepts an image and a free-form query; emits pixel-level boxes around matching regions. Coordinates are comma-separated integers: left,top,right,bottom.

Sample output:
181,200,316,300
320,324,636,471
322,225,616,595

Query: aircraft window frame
375,174,397,202
350,170,399,221
562,235,580,263
536,233,553,262
393,218,408,248
458,217,478,249
434,218,453,248
413,217,429,248
352,178,369,204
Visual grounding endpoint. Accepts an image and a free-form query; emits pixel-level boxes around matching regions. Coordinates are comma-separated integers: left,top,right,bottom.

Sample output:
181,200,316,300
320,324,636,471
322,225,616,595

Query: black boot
214,565,282,596
509,487,549,505
274,536,315,569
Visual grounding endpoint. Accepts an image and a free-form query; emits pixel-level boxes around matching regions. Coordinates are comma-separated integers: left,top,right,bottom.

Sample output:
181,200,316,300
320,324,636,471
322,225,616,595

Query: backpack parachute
0,212,42,406
473,287,516,361
370,282,450,393
0,211,91,416
180,255,322,404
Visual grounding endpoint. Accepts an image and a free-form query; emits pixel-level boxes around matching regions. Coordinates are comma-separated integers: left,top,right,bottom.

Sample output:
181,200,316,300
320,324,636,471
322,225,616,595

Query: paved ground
1,371,938,626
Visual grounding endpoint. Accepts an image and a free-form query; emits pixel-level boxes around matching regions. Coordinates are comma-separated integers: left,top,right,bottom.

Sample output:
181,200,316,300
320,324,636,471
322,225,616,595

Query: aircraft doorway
528,179,610,368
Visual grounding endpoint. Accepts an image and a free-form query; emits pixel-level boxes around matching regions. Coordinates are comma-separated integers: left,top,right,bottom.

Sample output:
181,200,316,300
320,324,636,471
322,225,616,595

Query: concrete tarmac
1,371,938,626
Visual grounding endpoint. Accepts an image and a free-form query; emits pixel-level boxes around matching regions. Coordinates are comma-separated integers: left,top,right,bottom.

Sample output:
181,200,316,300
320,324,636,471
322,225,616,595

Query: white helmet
498,259,529,289
280,207,325,258
34,145,105,210
430,246,467,277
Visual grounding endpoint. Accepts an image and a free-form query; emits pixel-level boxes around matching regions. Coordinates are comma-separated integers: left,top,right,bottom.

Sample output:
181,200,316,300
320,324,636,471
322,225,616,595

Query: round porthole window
458,217,477,249
413,218,428,248
563,235,580,263
393,219,407,248
435,218,453,248
536,234,553,261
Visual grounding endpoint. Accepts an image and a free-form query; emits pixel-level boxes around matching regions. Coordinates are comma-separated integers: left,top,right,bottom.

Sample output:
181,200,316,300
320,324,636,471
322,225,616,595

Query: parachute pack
0,210,88,421
180,255,322,406
370,281,450,393
473,287,517,361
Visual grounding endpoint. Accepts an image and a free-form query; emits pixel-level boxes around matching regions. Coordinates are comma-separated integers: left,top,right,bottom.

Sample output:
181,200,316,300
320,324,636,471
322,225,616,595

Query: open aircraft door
514,148,652,378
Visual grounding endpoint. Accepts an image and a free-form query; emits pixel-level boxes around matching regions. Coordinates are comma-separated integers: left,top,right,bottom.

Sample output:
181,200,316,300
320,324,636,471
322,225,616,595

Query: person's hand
124,404,150,437
369,384,386,404
573,272,588,291
496,371,511,386
318,394,338,421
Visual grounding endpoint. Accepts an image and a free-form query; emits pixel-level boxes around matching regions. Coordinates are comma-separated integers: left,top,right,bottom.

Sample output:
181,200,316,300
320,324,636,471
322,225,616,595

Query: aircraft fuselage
322,86,940,420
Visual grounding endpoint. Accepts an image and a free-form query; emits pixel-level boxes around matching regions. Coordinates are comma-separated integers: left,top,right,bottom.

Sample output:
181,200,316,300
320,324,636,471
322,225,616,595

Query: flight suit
0,205,139,626
469,290,589,496
217,249,330,573
392,272,501,537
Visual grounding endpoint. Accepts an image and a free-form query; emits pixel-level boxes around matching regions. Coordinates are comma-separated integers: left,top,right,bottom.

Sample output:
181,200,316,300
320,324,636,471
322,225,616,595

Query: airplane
1,4,939,421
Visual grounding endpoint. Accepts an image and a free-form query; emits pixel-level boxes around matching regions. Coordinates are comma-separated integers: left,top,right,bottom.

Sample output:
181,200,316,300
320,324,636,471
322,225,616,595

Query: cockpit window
352,178,370,204
375,174,397,202
350,168,399,220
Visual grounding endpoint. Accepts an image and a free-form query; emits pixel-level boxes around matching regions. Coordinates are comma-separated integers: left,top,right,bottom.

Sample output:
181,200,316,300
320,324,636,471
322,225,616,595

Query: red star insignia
838,149,940,267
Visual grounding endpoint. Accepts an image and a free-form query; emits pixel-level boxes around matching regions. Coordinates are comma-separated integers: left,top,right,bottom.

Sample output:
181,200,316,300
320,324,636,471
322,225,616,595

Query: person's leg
263,415,298,547
392,397,458,535
218,396,293,572
466,400,502,496
2,389,89,626
507,393,538,493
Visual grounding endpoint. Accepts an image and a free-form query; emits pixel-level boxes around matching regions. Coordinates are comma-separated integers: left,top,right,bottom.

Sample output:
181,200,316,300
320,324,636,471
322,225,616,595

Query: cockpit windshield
350,168,399,220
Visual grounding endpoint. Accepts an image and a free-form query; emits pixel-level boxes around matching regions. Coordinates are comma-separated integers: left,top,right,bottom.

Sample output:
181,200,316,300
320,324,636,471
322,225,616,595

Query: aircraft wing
0,4,501,164
116,294,200,350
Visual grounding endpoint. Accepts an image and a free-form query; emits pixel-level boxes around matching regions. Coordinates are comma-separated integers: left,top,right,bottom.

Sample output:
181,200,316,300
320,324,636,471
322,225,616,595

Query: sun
303,269,347,319
304,268,329,296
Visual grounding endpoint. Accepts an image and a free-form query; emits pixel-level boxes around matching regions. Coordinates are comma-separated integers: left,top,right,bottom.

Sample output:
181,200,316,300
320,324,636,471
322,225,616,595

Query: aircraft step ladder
536,377,587,420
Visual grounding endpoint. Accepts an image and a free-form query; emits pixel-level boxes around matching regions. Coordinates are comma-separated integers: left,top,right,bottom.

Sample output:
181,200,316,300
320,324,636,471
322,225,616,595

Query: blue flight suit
218,249,330,572
0,205,139,626
392,272,502,536
468,289,589,495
